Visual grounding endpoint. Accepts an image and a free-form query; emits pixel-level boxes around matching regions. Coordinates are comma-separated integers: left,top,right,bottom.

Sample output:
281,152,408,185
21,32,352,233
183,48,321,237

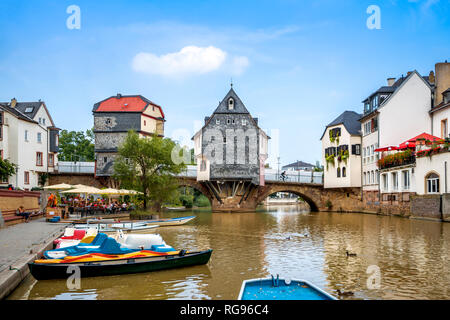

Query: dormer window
228,98,234,110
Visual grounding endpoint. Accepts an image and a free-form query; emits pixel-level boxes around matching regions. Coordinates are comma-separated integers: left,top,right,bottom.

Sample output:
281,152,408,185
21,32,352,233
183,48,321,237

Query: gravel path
0,219,68,272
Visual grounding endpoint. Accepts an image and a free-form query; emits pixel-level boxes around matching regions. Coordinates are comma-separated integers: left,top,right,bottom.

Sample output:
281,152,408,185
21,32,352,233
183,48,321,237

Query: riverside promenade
0,218,68,299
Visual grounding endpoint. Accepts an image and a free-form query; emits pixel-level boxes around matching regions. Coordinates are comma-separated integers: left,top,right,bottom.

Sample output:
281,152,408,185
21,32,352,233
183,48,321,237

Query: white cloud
132,45,227,76
132,45,250,77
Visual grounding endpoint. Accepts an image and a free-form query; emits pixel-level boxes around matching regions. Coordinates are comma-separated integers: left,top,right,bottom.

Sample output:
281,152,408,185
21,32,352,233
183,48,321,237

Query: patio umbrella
43,183,73,190
61,186,104,217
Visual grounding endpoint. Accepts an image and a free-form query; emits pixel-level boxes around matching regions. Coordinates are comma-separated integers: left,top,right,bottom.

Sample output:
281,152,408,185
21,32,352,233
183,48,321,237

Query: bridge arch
256,183,323,212
262,190,318,211
176,177,214,205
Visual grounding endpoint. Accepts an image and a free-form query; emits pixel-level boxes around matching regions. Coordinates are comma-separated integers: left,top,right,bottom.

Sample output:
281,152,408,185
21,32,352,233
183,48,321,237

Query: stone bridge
48,172,361,213
178,177,361,212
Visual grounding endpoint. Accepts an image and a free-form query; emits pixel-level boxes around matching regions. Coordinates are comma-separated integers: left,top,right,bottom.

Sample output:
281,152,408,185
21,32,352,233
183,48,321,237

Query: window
48,153,54,167
36,152,43,166
144,120,146,126
200,160,207,172
342,167,346,177
25,107,34,113
232,119,235,124
104,157,108,163
371,171,374,184
242,119,247,125
426,173,440,194
55,134,59,146
402,170,410,190
392,172,398,190
227,119,231,125
352,144,361,155
337,167,341,178
0,111,3,140
42,118,46,125
228,98,234,110
37,132,42,143
216,119,220,125
442,119,448,138
223,137,227,143
38,118,41,124
25,130,28,141
24,171,30,184
382,174,388,191
363,172,367,185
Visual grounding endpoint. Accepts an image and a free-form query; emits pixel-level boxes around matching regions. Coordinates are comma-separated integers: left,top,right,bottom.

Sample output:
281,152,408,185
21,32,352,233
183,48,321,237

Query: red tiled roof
96,96,148,112
94,95,165,118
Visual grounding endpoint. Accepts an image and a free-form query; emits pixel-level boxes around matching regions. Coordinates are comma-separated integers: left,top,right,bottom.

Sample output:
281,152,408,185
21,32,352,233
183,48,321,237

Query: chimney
116,93,122,99
387,78,396,86
434,61,450,105
10,98,17,108
428,71,435,84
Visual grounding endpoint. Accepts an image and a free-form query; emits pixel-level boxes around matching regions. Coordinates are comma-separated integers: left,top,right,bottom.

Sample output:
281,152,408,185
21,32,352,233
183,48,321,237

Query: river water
8,205,450,300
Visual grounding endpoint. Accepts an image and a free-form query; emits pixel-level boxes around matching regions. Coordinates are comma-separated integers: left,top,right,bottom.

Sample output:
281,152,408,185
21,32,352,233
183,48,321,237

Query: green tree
113,131,187,211
0,158,17,182
58,129,95,161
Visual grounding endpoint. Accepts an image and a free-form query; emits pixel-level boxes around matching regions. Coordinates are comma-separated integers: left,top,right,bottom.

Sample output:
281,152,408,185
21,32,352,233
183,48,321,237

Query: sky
0,0,449,168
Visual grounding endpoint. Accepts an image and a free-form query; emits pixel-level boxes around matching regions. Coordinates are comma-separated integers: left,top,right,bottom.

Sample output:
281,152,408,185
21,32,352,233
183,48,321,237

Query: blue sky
0,0,449,168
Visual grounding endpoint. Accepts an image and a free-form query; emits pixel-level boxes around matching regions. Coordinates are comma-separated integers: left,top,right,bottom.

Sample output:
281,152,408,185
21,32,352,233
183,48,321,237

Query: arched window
371,171,374,184
337,167,341,178
342,167,346,177
426,172,440,194
228,98,234,110
200,159,207,172
364,172,366,185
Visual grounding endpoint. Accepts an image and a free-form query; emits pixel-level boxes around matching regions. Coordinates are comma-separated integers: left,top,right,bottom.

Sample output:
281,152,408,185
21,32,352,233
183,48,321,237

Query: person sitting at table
17,206,31,222
121,202,128,211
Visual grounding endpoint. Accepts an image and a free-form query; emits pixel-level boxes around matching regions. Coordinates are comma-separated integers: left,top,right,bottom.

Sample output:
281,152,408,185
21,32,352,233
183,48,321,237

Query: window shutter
351,144,356,155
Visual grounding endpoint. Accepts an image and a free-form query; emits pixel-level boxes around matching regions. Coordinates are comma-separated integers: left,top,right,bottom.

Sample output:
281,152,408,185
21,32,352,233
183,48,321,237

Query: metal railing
57,162,323,185
57,161,95,174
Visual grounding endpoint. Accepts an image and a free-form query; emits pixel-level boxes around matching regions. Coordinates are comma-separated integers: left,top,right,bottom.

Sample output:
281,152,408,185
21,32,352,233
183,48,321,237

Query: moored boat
28,249,213,280
238,276,337,300
44,232,176,259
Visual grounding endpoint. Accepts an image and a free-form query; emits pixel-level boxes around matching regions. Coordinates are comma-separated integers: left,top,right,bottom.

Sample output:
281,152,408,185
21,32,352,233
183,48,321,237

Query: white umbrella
43,183,73,190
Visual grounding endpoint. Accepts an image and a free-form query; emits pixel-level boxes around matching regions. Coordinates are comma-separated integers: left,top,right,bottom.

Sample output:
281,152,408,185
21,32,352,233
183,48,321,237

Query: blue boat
238,275,337,300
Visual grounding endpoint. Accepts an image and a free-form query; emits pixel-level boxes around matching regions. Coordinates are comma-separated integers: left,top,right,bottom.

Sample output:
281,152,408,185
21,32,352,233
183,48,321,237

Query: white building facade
359,70,433,203
321,111,362,189
0,99,59,190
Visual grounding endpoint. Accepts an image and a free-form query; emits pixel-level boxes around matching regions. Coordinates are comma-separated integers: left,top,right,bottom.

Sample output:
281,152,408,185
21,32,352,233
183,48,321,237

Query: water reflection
8,205,450,300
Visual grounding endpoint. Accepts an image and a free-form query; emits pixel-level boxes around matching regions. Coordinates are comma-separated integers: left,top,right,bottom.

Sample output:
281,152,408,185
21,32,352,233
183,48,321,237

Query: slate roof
0,103,38,123
212,87,250,114
192,87,268,139
282,160,315,170
14,102,43,119
320,110,362,140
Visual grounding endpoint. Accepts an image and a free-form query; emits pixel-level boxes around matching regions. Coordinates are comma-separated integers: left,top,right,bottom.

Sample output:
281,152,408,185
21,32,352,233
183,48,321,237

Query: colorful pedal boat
44,233,176,259
238,276,337,300
28,249,213,280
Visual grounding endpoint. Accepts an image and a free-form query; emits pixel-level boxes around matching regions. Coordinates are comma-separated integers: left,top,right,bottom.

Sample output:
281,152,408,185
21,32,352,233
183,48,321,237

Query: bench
2,209,44,226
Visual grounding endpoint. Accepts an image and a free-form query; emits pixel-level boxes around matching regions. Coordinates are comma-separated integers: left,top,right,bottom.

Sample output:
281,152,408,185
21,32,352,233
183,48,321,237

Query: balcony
377,154,415,170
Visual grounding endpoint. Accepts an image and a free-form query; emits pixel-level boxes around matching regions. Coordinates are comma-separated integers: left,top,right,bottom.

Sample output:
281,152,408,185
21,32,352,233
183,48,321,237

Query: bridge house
92,94,165,177
192,87,269,210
